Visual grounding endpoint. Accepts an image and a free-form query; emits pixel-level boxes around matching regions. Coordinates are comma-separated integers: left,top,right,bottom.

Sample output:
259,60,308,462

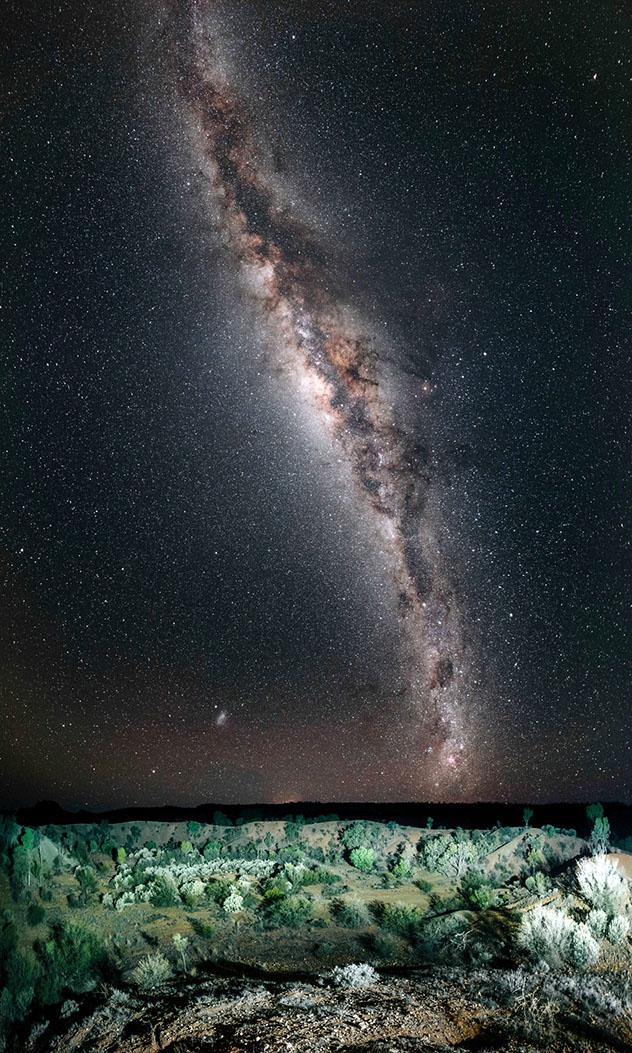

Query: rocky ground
20,966,632,1053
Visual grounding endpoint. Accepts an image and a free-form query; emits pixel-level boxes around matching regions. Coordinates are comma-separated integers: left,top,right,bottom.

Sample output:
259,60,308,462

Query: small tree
522,807,534,828
589,816,610,856
172,932,189,972
586,802,604,823
342,821,372,851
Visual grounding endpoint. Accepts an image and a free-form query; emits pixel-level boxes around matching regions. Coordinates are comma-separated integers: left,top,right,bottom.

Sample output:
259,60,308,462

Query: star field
1,0,630,808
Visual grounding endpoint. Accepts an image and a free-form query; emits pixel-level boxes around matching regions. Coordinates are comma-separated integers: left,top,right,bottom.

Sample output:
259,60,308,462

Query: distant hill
9,798,632,839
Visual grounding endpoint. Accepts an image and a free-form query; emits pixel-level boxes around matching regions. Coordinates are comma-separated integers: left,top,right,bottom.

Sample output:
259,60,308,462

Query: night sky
2,0,631,808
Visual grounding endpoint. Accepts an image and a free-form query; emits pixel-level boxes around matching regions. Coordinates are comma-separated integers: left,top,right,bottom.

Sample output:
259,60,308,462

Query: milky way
164,0,483,791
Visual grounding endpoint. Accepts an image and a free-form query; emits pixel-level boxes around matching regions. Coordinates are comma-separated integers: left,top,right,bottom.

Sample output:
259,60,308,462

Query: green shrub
37,922,109,1004
349,847,375,873
298,867,338,886
460,873,498,911
369,930,399,958
27,903,46,926
331,898,370,928
0,949,40,1023
378,902,425,939
342,822,373,851
148,874,179,908
191,917,215,938
203,839,223,861
525,871,552,897
264,896,315,929
206,879,233,904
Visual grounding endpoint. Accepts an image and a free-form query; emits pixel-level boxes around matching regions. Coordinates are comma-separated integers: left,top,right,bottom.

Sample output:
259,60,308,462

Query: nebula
164,0,481,793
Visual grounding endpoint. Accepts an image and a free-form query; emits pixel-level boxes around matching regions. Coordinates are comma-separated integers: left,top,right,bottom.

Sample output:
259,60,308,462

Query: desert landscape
1,805,630,1050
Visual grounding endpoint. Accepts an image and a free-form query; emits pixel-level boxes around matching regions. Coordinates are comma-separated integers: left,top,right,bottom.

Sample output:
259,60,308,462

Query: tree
586,802,604,823
75,865,97,906
589,816,610,856
522,807,534,828
11,845,33,900
172,932,189,972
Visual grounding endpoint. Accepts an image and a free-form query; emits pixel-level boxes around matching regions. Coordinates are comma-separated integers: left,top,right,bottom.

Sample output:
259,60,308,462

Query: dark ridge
8,799,632,839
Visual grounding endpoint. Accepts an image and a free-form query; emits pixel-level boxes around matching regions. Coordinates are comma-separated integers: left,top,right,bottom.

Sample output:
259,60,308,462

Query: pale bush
331,962,378,988
607,914,630,945
222,886,244,914
576,855,629,916
586,909,608,938
517,906,600,970
131,953,173,991
115,891,136,911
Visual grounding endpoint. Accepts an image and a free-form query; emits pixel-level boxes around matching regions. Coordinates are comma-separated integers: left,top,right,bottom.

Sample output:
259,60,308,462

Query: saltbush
576,854,629,916
131,953,173,991
331,962,378,988
517,906,600,970
607,914,630,944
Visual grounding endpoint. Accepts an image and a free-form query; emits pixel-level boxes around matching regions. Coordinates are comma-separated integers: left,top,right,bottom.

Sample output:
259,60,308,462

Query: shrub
131,953,172,991
378,902,425,939
369,931,399,958
331,963,378,988
298,867,338,886
264,896,315,929
148,874,179,908
191,917,215,938
576,855,629,916
525,871,552,897
466,883,498,911
342,821,372,851
203,840,223,861
331,898,369,928
26,903,46,926
586,909,608,938
460,872,498,911
517,907,600,970
0,949,40,1023
607,915,630,945
349,847,375,873
37,922,109,1003
222,887,244,914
